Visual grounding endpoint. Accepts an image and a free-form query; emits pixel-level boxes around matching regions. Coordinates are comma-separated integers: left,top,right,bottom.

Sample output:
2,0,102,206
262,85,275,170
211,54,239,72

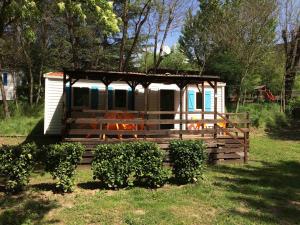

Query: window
73,87,89,107
3,73,8,86
196,92,203,109
114,90,127,108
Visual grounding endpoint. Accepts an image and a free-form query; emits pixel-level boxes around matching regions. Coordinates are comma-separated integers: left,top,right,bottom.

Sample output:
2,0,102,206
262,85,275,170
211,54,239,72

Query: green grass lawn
0,103,44,136
0,134,299,225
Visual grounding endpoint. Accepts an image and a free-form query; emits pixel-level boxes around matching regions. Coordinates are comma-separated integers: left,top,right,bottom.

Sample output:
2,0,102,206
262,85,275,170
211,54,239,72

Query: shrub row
92,140,207,188
0,143,37,193
92,142,169,188
169,140,207,184
0,142,84,193
0,140,207,193
44,143,85,193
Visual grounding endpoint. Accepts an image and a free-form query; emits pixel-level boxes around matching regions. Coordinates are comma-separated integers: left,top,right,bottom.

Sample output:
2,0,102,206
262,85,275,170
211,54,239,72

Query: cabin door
160,90,175,129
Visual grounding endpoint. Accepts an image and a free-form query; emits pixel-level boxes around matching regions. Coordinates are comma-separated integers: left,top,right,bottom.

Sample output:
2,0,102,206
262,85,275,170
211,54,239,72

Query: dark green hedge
92,143,135,188
129,142,169,188
44,143,85,193
0,143,37,193
169,140,207,184
92,142,168,189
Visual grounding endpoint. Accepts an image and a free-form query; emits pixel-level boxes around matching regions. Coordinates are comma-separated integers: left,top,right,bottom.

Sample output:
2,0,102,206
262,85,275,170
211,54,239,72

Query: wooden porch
64,109,250,165
62,70,250,164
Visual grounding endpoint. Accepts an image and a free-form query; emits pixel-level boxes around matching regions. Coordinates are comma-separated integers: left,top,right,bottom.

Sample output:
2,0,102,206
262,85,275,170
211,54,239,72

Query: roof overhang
63,70,222,86
44,72,64,79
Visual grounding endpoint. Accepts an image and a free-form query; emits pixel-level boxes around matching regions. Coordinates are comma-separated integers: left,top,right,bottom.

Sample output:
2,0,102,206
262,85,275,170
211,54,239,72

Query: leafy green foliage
129,142,169,188
169,140,207,184
44,143,85,193
0,143,37,193
92,143,135,189
179,1,223,70
57,0,119,33
239,103,283,128
265,111,290,130
92,142,168,189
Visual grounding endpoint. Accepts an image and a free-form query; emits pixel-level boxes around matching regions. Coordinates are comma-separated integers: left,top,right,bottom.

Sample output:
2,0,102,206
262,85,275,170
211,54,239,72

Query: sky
164,0,300,47
165,30,181,48
160,0,198,48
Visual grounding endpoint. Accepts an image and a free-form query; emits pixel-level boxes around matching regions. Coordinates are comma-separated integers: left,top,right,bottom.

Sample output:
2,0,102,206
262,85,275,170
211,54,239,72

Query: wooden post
143,84,149,139
201,82,205,137
185,86,188,130
180,87,183,139
214,81,218,139
68,79,72,118
62,72,66,118
62,72,66,136
105,84,108,112
103,83,109,140
132,86,136,110
244,112,250,163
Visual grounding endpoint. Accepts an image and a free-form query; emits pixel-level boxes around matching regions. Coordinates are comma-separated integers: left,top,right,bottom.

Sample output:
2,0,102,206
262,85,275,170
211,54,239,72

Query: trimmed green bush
129,142,169,188
92,141,168,189
92,143,135,188
169,140,207,184
44,143,85,193
265,111,290,130
0,143,37,193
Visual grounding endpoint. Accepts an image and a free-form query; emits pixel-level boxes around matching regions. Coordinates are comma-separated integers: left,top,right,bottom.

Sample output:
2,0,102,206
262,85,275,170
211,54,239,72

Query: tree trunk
154,12,174,70
122,0,152,72
282,27,300,105
20,34,34,106
119,0,129,72
29,66,34,105
153,2,164,72
235,70,248,113
10,69,18,108
65,11,80,69
242,89,247,106
36,64,43,105
0,64,10,118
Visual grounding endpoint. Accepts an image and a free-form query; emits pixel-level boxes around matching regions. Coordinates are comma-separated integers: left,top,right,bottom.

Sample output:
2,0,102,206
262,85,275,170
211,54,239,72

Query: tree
0,0,38,117
159,46,196,71
139,45,195,72
56,0,119,69
279,0,300,110
151,0,192,71
180,0,277,112
220,0,277,112
179,0,223,74
118,0,152,72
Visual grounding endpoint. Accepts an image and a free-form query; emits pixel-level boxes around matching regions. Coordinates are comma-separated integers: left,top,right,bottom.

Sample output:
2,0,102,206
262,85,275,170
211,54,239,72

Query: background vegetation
0,0,299,121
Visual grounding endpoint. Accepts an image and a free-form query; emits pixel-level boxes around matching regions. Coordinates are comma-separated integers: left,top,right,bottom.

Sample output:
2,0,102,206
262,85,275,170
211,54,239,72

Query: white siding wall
44,78,64,134
0,73,15,101
44,77,226,134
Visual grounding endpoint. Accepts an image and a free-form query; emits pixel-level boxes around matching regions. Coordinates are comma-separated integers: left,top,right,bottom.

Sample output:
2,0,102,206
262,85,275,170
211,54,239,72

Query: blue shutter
108,86,113,110
65,85,71,111
205,90,212,112
91,86,99,109
188,90,195,112
128,88,133,110
3,73,8,86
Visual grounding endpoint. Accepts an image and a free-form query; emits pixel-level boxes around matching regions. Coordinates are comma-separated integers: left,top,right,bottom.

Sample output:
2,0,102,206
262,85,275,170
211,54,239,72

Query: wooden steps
64,136,248,165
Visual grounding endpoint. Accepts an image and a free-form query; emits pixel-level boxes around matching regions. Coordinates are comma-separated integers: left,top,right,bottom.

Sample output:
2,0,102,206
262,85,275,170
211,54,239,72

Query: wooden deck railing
64,110,249,138
63,109,250,163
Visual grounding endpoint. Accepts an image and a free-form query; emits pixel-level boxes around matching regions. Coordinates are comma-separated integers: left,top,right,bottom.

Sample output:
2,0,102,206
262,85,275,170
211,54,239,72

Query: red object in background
262,89,276,101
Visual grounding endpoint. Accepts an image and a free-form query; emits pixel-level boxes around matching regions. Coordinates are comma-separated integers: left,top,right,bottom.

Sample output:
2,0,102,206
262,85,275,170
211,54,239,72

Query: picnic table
102,112,144,139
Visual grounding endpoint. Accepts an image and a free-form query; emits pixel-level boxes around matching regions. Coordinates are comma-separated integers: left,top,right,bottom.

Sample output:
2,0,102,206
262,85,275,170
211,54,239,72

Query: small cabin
43,70,250,164
44,71,226,135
